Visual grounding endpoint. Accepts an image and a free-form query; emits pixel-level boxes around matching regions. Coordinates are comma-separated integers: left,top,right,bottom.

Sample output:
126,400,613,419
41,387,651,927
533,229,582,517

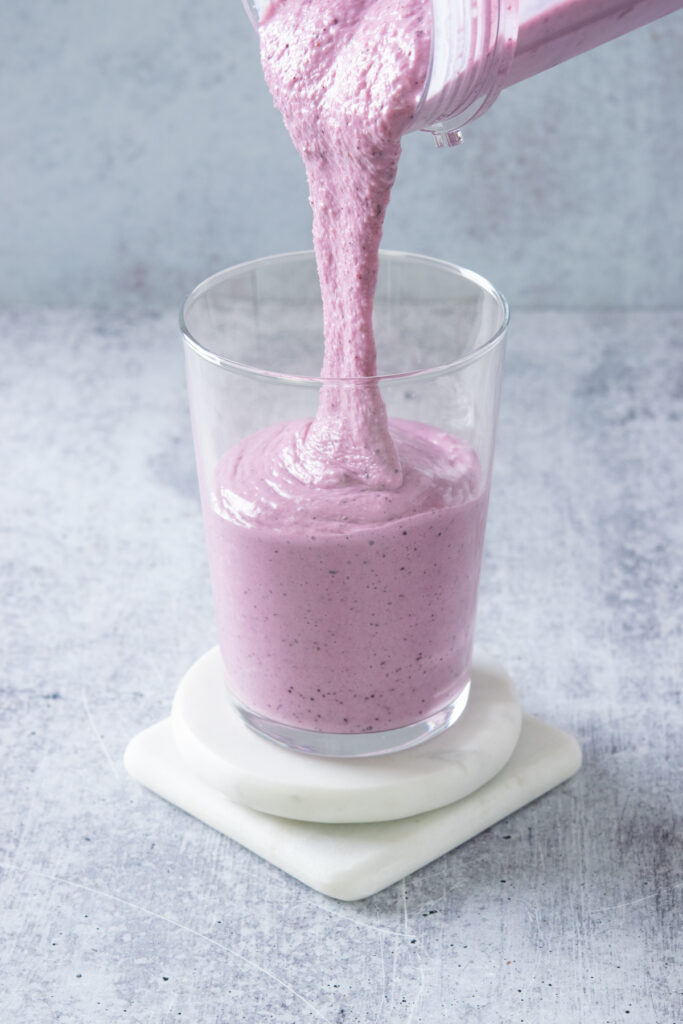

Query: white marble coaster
170,647,524,823
124,713,581,901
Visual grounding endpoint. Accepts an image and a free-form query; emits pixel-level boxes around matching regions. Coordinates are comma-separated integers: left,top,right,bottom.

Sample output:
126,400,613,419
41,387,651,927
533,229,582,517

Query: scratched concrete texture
1,1,683,311
1,308,681,1022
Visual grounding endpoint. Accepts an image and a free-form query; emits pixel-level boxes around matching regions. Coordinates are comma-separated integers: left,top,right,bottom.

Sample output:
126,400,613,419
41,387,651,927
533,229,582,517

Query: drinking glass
181,250,508,756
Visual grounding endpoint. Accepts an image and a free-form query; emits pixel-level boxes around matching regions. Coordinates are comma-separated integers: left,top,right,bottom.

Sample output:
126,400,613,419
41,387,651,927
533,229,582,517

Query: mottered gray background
1,0,682,311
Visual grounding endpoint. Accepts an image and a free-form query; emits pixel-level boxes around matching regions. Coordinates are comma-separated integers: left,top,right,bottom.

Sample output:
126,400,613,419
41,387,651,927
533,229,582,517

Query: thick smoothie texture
206,0,486,735
207,419,488,733
259,0,431,489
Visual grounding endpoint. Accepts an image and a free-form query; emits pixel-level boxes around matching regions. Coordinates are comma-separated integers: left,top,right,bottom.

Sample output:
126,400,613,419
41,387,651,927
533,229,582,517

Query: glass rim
179,249,510,386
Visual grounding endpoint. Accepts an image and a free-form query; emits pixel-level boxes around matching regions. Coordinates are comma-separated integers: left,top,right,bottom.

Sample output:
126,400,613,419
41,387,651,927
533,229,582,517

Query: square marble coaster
125,715,581,901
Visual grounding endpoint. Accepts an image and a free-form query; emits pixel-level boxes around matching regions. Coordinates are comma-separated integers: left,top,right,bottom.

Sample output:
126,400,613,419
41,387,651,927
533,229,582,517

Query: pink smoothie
206,0,485,735
207,419,488,732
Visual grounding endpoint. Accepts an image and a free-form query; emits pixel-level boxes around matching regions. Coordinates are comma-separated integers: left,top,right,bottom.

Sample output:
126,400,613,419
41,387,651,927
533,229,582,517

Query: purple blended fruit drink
206,418,488,733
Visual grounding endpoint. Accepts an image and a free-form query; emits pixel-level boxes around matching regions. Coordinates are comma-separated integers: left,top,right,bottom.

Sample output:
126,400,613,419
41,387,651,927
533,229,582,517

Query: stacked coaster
125,649,581,900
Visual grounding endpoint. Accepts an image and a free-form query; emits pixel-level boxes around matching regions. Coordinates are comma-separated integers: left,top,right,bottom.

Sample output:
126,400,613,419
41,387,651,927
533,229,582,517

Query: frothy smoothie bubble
205,0,489,739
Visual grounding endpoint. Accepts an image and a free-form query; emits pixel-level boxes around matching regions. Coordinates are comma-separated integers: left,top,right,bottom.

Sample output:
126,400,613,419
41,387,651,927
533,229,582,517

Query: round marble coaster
170,647,523,824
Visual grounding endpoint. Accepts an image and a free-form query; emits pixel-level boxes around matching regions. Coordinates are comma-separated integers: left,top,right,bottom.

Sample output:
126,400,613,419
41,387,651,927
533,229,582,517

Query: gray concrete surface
1,307,680,1022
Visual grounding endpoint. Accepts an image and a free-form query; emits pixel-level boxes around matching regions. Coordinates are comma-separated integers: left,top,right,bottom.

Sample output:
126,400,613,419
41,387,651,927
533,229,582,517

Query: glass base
234,680,471,758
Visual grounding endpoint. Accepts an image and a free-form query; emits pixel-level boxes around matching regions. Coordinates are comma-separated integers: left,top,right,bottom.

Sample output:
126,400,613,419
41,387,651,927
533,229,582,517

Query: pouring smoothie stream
201,0,490,745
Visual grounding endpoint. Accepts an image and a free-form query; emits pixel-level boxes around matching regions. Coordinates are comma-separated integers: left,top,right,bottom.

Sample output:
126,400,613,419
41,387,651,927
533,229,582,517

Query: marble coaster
125,713,581,901
124,651,581,900
169,647,524,823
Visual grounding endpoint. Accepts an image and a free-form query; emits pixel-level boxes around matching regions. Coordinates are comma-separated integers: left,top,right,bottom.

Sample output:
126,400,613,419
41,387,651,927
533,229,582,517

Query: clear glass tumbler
181,251,508,757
